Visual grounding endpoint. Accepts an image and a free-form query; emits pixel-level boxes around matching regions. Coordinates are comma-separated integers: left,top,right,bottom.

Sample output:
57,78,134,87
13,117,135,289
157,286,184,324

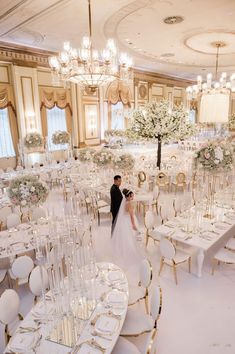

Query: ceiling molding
134,68,195,86
0,0,29,21
0,41,56,67
0,0,72,37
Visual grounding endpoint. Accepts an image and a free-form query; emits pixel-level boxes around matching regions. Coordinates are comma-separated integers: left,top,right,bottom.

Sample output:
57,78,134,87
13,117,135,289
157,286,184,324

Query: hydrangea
24,133,43,148
195,141,233,171
52,131,70,145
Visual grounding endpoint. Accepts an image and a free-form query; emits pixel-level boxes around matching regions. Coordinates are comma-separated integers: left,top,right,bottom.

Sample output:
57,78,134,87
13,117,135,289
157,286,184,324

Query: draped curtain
40,88,73,137
107,81,132,107
0,86,19,155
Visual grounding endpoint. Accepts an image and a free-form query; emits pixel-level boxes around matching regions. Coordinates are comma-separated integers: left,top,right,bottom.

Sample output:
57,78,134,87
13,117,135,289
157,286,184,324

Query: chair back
0,289,20,324
156,172,168,186
6,213,21,229
33,162,40,169
11,256,34,279
31,206,46,221
0,206,12,225
159,204,174,222
144,210,155,229
174,197,182,214
170,155,177,161
176,172,186,185
153,186,159,200
138,171,146,185
29,266,49,296
139,259,152,288
160,238,176,259
150,285,162,320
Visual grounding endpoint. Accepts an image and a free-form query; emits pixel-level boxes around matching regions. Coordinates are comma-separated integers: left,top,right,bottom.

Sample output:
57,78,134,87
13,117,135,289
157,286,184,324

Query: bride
111,188,144,269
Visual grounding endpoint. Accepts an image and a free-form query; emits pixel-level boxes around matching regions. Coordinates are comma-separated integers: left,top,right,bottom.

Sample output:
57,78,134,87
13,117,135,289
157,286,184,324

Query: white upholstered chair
29,266,49,298
8,255,34,288
0,206,12,230
128,259,153,312
0,289,22,344
212,248,235,275
144,210,162,246
225,238,235,252
31,206,47,221
159,238,191,285
112,336,141,354
6,213,21,229
120,285,162,353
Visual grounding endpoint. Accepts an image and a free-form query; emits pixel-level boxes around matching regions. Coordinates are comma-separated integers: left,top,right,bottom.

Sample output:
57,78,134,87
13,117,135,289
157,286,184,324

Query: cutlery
91,331,112,341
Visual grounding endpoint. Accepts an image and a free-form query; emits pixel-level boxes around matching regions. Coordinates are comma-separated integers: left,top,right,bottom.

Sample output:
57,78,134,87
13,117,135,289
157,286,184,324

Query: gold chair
138,171,146,188
159,238,191,285
172,172,187,192
156,172,169,191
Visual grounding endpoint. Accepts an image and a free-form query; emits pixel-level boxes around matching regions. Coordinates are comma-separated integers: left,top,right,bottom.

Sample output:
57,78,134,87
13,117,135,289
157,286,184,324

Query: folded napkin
95,315,118,334
106,292,125,304
77,343,103,354
18,223,31,230
214,223,227,230
8,332,38,352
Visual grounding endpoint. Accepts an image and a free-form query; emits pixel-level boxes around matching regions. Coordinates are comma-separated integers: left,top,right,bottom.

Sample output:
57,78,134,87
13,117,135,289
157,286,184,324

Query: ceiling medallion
163,16,184,25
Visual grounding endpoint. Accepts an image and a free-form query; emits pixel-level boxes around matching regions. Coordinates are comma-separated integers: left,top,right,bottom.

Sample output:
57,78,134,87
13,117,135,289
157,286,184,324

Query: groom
110,175,123,231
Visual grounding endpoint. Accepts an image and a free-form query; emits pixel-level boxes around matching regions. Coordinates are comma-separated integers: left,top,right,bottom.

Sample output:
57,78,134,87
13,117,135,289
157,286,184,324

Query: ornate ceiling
0,0,235,80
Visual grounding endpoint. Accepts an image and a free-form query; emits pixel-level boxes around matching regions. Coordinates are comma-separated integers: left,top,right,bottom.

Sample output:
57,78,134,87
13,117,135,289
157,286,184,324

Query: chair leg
188,257,191,273
172,263,178,285
211,259,218,275
144,290,149,314
146,232,149,247
158,257,164,276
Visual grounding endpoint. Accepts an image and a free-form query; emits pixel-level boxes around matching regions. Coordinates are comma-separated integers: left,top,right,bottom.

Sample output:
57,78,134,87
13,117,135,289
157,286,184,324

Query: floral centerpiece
77,147,96,162
229,113,235,130
8,175,48,207
93,149,114,166
195,141,233,171
52,131,70,145
112,153,135,170
104,129,126,138
24,133,43,149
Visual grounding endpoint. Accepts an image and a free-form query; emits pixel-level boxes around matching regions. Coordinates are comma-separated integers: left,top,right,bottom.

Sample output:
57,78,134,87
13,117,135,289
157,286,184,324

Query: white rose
214,159,220,164
21,200,27,206
30,186,35,192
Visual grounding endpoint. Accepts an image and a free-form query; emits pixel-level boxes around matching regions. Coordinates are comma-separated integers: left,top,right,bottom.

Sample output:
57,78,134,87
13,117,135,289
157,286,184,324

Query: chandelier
186,42,235,123
49,0,133,92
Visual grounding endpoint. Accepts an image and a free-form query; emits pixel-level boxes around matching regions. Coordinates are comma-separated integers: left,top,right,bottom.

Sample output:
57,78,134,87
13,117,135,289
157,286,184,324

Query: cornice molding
134,68,195,87
0,41,56,67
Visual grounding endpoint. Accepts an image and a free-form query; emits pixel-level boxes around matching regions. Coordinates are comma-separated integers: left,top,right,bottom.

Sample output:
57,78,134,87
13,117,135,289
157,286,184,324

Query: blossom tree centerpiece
127,100,196,168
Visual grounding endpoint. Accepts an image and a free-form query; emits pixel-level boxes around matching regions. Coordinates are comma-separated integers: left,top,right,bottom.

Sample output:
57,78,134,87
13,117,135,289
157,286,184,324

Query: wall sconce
25,111,36,132
88,111,97,137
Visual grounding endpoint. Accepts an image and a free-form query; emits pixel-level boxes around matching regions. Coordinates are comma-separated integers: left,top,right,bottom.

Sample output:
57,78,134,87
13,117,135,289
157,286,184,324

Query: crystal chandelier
186,42,235,100
49,0,133,92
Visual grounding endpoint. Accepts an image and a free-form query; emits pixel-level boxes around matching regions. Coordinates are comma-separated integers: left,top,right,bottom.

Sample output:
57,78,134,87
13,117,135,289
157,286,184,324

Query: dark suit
110,184,123,225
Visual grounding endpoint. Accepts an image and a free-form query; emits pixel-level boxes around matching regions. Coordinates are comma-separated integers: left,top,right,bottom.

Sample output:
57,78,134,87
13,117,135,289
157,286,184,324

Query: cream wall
0,63,192,162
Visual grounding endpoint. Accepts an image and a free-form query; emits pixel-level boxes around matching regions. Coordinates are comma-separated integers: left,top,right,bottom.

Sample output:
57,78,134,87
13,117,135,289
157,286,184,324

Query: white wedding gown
111,197,144,270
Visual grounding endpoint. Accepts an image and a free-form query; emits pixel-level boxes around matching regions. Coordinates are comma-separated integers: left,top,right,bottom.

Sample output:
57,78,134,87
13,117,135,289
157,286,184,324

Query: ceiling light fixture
186,42,235,123
49,0,133,92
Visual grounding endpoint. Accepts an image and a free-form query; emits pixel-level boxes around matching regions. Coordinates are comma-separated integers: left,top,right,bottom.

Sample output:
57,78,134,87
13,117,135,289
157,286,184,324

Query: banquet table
4,262,129,354
154,205,235,277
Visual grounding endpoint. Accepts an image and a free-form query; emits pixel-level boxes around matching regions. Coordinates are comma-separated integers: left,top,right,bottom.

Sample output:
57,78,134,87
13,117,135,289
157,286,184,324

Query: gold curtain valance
0,87,17,116
107,81,132,106
40,88,72,114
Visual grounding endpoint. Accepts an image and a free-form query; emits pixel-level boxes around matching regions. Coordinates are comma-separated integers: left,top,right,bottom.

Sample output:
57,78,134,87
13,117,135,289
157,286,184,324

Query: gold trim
0,65,10,83
20,76,36,132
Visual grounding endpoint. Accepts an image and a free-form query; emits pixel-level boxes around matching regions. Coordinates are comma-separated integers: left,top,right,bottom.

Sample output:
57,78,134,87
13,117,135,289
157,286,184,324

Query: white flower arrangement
112,153,135,170
24,133,43,149
195,141,233,171
93,149,114,166
229,113,235,130
8,175,48,207
78,147,96,162
104,130,126,138
52,131,70,145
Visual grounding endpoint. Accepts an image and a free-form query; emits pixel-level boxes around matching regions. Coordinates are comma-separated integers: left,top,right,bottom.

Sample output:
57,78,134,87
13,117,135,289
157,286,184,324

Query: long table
154,206,235,277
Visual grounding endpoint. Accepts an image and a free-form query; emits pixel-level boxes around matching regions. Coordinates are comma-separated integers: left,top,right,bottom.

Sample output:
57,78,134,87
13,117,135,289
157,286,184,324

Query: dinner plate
8,332,40,353
107,270,124,282
213,222,227,230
